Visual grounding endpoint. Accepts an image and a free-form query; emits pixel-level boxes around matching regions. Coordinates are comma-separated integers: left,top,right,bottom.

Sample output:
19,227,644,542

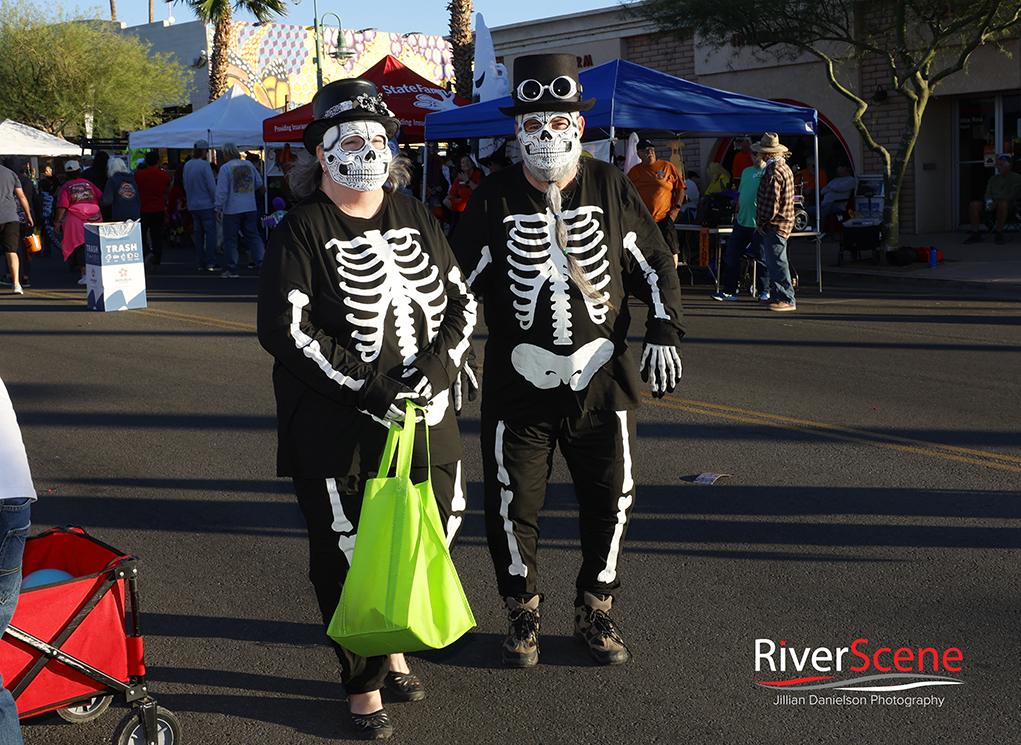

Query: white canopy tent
0,120,80,157
128,86,279,151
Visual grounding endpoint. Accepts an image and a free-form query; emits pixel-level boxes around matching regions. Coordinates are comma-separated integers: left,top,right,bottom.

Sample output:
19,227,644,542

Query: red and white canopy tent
262,55,469,144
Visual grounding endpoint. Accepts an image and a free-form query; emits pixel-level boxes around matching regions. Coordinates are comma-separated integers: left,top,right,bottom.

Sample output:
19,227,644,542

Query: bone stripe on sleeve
446,264,478,366
622,231,670,321
287,289,365,391
465,244,492,288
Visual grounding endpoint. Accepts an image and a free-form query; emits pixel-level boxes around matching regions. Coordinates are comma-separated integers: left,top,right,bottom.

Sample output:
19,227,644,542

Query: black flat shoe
383,671,426,702
350,708,393,740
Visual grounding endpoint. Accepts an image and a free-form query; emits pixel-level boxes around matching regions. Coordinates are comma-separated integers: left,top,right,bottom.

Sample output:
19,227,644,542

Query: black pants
292,460,464,694
140,211,164,265
481,410,637,607
657,215,681,257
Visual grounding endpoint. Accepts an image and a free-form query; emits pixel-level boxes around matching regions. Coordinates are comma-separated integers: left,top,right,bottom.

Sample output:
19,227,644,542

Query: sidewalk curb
819,267,1021,298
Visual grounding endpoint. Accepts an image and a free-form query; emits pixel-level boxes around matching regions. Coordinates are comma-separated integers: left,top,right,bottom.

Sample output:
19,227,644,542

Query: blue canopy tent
425,59,824,288
424,58,817,140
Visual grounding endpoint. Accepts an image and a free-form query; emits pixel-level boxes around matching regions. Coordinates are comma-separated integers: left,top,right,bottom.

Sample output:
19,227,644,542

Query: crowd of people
0,144,287,292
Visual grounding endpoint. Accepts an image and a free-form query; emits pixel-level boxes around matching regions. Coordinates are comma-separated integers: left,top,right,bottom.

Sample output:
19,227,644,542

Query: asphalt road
1,246,1019,745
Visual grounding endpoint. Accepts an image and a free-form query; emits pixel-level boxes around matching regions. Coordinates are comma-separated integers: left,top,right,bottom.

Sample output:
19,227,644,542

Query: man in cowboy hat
451,53,685,669
752,132,797,311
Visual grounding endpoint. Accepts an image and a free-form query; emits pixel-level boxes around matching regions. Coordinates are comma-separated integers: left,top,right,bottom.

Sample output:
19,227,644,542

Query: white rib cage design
501,206,611,345
327,227,448,364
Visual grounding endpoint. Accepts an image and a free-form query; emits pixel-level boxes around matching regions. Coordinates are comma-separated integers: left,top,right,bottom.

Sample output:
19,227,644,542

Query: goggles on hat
516,75,578,103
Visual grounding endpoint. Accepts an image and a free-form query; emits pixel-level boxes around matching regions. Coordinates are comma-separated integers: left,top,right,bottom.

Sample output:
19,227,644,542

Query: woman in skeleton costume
257,79,476,741
450,54,685,670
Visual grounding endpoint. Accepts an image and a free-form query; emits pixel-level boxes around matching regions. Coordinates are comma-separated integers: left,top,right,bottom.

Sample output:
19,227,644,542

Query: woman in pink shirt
53,161,102,284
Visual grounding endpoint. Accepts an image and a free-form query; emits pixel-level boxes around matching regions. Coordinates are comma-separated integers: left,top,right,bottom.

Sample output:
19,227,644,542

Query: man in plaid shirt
753,133,797,311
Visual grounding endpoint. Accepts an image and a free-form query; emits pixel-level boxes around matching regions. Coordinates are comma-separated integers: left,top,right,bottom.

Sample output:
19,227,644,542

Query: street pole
312,0,323,90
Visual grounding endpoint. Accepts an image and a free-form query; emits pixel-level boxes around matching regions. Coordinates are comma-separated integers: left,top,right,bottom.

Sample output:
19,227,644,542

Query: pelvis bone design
511,338,613,391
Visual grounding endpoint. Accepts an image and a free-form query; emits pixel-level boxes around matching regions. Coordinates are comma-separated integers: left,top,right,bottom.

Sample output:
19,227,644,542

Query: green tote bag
327,401,476,657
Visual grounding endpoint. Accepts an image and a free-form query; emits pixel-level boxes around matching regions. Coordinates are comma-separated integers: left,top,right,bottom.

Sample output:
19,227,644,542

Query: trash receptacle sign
85,222,147,311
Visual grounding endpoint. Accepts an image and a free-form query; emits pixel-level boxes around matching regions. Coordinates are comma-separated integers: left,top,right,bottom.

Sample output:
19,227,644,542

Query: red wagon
0,526,182,744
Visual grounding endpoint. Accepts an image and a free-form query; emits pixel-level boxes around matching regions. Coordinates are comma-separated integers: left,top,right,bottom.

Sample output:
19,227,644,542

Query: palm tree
173,0,287,101
110,0,117,22
448,0,473,99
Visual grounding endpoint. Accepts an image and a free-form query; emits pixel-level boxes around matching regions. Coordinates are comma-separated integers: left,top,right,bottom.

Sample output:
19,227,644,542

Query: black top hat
302,79,400,154
498,54,595,117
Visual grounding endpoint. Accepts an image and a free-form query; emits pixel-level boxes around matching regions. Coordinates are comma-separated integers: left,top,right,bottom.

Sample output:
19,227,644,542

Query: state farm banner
262,56,469,143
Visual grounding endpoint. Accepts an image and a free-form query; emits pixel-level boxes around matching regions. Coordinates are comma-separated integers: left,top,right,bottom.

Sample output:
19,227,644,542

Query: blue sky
77,0,618,38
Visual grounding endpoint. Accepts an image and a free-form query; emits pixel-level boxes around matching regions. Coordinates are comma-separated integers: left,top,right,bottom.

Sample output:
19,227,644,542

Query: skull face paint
321,121,392,192
516,111,582,183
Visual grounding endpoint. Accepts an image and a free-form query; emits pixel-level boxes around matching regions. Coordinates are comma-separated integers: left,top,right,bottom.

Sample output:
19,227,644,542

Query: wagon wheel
58,694,113,723
113,706,183,745
793,208,809,232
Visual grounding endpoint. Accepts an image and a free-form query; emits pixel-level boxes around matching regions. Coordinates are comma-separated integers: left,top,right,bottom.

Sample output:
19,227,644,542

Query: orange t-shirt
732,151,754,180
797,167,828,191
628,160,685,222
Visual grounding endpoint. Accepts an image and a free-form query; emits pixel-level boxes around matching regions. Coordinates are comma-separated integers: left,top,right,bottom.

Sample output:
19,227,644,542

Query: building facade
491,6,1021,234
122,20,454,115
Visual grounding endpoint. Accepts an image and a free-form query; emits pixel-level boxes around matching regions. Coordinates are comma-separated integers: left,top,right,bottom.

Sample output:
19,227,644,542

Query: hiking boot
963,231,984,244
574,592,630,666
502,595,540,668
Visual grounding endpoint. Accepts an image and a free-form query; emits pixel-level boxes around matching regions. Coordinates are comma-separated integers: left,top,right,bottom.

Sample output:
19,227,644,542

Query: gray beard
522,149,581,184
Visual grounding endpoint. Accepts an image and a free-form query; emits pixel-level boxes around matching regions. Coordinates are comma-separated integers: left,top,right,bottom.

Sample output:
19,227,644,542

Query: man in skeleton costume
451,54,685,669
257,79,476,740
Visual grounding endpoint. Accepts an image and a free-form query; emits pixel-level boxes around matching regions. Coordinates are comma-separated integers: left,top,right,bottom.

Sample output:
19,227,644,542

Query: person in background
167,164,190,248
102,157,141,222
731,136,754,182
53,161,101,285
628,138,685,268
807,162,856,229
257,79,476,741
1,158,37,290
0,375,37,745
712,149,768,301
82,152,111,219
752,133,797,312
36,164,61,258
134,151,171,271
262,196,288,231
182,140,221,272
681,170,701,220
796,155,827,204
965,154,1021,245
703,161,732,195
214,142,265,278
442,153,484,236
0,161,34,295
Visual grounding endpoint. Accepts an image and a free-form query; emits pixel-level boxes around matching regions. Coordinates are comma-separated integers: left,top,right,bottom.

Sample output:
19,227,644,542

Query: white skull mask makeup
321,120,392,192
516,111,582,183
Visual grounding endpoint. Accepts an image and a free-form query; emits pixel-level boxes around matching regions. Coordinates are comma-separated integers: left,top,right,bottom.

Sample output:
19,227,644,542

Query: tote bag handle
375,401,427,480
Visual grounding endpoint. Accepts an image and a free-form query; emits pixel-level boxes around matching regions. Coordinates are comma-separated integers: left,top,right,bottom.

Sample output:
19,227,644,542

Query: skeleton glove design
640,344,682,398
379,371,432,424
451,360,479,415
